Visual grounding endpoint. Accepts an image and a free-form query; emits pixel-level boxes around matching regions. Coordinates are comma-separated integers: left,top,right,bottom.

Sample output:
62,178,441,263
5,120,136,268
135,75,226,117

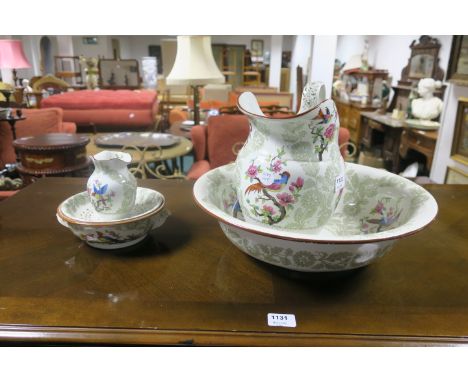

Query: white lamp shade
166,36,225,86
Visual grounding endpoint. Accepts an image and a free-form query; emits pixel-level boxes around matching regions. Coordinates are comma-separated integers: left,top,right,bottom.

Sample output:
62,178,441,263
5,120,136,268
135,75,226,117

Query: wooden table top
0,179,467,346
361,112,440,139
361,111,406,128
13,133,90,150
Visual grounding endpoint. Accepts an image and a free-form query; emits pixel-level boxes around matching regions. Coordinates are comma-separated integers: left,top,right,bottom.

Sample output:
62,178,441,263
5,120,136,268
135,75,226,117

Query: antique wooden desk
0,179,467,346
361,112,439,174
360,111,405,173
400,128,438,170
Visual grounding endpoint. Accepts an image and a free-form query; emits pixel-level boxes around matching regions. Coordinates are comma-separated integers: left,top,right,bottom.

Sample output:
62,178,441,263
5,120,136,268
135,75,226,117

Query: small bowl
193,163,438,272
57,187,169,249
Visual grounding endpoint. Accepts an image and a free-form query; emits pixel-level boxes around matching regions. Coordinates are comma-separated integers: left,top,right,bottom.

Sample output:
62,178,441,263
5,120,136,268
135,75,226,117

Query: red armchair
187,115,250,180
187,114,351,180
0,107,77,200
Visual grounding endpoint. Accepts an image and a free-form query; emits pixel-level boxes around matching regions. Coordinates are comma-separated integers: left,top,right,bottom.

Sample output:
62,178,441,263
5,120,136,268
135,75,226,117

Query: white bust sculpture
22,79,33,93
411,78,443,120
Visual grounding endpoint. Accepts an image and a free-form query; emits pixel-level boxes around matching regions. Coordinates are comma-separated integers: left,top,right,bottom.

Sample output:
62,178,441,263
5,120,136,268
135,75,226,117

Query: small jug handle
298,82,326,114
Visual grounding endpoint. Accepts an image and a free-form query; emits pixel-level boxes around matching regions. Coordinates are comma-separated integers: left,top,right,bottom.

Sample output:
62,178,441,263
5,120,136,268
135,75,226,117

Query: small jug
87,150,137,215
235,81,346,231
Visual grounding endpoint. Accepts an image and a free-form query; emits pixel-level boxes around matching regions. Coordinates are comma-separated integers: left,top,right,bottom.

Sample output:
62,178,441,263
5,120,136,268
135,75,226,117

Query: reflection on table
83,133,193,179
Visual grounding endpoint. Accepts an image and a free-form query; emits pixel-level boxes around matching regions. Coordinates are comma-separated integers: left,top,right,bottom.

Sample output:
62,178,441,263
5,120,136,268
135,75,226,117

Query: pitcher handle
298,81,326,114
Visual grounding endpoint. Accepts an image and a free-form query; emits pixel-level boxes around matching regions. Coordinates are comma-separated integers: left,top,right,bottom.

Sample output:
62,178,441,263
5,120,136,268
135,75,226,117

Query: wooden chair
242,70,261,86
31,75,70,93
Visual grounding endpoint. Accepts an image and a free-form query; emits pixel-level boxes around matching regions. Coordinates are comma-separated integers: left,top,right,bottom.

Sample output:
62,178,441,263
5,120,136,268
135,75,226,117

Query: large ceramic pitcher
235,82,345,230
87,150,137,215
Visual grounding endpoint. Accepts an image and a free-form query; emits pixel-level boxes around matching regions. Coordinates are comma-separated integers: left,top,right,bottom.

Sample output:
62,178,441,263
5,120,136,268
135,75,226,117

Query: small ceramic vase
235,81,346,231
87,150,137,215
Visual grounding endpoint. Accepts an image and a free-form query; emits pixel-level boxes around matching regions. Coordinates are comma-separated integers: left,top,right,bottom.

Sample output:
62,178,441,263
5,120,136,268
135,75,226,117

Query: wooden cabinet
334,98,377,145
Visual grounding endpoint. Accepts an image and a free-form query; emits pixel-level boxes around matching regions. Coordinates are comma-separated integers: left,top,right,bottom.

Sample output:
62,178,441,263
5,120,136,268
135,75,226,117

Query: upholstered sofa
41,89,158,130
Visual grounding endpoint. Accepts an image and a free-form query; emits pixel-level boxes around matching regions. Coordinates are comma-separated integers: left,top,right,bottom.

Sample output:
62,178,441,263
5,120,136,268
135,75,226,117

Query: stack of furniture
358,36,444,173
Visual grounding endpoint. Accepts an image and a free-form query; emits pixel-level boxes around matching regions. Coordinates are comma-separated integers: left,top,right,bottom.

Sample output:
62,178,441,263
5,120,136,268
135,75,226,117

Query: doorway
112,39,121,60
40,36,55,75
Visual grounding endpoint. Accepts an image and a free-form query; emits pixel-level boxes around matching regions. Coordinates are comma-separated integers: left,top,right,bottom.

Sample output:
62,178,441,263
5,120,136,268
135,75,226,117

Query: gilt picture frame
447,35,468,86
451,97,468,166
445,165,468,184
251,39,264,58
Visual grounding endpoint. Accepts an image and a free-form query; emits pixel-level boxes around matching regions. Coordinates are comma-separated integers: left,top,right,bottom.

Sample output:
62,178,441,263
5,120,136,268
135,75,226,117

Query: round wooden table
83,133,193,179
13,133,91,185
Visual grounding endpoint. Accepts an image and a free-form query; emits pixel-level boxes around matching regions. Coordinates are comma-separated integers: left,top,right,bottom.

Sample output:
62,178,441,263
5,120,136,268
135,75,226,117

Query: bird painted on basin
314,107,332,124
245,171,291,194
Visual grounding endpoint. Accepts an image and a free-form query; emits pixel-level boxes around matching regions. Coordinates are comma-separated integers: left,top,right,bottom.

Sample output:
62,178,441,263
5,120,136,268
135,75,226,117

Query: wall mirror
400,35,444,84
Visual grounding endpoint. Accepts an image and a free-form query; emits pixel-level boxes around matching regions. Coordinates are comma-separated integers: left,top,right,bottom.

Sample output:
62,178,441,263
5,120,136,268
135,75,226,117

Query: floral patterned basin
57,187,169,250
193,163,438,272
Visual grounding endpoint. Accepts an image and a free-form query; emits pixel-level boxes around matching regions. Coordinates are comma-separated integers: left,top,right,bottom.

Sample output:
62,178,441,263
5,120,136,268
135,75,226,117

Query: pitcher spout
92,150,132,169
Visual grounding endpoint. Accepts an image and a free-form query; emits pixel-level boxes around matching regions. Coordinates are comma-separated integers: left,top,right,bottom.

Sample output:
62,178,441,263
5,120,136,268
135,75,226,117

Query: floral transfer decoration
360,198,402,234
87,179,115,212
309,105,337,161
243,147,304,225
80,229,140,244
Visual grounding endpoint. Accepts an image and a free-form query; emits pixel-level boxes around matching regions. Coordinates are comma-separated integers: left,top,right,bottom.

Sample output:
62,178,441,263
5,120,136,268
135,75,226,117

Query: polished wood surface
0,179,467,345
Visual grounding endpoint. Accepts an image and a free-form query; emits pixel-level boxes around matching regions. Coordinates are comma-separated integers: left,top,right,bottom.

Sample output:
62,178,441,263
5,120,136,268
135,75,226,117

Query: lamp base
0,89,14,104
191,85,202,126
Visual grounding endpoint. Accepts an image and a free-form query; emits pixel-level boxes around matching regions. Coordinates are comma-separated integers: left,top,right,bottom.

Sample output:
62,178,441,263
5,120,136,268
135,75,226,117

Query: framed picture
251,39,264,58
451,97,468,165
82,36,98,45
445,165,468,184
98,59,140,89
447,35,468,86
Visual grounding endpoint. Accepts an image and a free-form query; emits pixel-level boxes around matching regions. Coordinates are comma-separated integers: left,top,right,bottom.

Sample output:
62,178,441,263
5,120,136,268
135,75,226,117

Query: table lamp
0,39,31,100
166,36,225,125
